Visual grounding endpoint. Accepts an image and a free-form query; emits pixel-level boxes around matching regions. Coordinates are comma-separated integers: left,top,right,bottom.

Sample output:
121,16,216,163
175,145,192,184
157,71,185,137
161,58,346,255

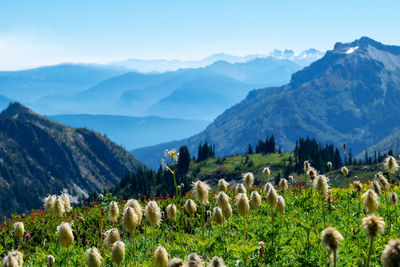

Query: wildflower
362,190,379,212
145,201,162,226
155,246,168,267
263,167,271,179
122,207,138,233
55,197,65,217
381,239,400,267
57,222,74,248
185,199,197,216
258,241,265,259
276,195,285,213
279,178,288,192
307,167,318,181
235,183,247,194
166,204,177,221
2,251,23,267
362,215,385,237
13,222,24,241
314,175,329,195
250,191,261,209
25,233,30,241
353,181,362,193
208,256,226,267
376,172,390,190
263,183,273,197
98,194,104,202
217,179,229,192
266,188,278,207
187,253,203,267
167,258,184,267
372,180,382,195
341,166,349,177
44,195,56,215
108,201,119,223
216,192,232,220
288,176,294,184
236,193,250,218
104,228,120,249
327,161,332,169
321,227,344,252
86,247,102,267
124,199,143,225
384,156,399,173
112,241,125,266
60,193,72,212
47,255,55,267
212,207,224,225
242,172,254,190
192,181,210,205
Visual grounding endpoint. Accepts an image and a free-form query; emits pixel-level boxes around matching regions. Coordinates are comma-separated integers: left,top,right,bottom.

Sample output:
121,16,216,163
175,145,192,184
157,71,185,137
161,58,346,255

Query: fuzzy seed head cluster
124,199,143,224
86,247,102,267
288,176,294,184
166,204,178,221
236,193,250,217
263,167,271,179
187,253,203,267
108,201,119,223
235,183,247,194
341,166,349,177
304,161,311,173
376,172,391,190
145,200,162,226
192,181,210,205
353,181,362,193
391,192,398,205
44,193,72,217
103,228,120,249
209,256,226,267
167,258,184,267
263,183,273,197
384,155,399,173
2,251,23,267
212,207,224,225
60,193,72,212
314,175,329,195
55,197,65,217
279,179,288,192
242,172,254,190
217,179,229,192
363,190,379,212
216,192,232,220
185,199,197,217
122,207,138,233
44,195,57,215
111,241,125,265
57,222,74,248
372,180,382,195
98,194,104,202
276,195,285,213
250,191,262,209
381,239,400,267
327,161,332,169
321,227,344,252
13,222,24,241
266,187,278,207
47,255,55,267
362,215,385,237
307,167,317,181
155,246,169,267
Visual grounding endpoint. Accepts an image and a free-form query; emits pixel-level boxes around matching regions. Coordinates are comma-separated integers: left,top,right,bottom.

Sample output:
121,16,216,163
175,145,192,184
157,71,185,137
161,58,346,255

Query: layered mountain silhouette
0,103,142,217
133,37,400,168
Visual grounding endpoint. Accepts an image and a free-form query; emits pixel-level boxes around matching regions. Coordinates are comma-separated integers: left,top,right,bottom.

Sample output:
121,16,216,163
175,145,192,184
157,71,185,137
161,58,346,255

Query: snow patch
345,46,359,54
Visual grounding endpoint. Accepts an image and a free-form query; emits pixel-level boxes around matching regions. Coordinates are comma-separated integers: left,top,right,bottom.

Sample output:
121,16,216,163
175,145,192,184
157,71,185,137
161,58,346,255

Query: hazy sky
1,0,399,69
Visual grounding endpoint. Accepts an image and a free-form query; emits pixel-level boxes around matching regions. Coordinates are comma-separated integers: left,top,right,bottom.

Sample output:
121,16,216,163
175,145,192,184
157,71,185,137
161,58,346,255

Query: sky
0,0,399,69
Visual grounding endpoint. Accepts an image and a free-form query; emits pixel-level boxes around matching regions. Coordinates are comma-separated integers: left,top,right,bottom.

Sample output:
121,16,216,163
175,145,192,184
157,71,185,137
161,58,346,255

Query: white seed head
187,253,204,267
212,207,224,225
242,172,254,190
60,193,72,212
362,190,379,213
103,228,120,249
166,204,178,221
13,222,24,241
208,256,226,267
55,197,65,217
327,161,332,169
235,183,247,195
44,195,57,215
145,200,162,226
124,199,143,225
154,246,169,267
236,193,250,217
276,195,286,213
185,199,197,216
108,201,119,223
167,258,184,267
384,156,399,173
217,179,229,192
249,191,261,209
111,241,125,265
314,175,329,195
266,188,278,207
122,207,138,233
362,215,385,237
47,255,55,267
263,183,273,197
192,180,210,205
321,227,344,252
279,179,288,192
263,167,271,179
341,167,349,177
381,239,400,267
2,251,23,267
56,222,74,248
86,247,102,267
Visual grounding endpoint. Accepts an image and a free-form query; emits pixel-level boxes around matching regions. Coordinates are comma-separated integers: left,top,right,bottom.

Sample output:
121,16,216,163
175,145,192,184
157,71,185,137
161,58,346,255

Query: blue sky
0,0,399,69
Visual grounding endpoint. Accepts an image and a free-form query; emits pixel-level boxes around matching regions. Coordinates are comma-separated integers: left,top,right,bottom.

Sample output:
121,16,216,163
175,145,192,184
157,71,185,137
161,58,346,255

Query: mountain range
132,37,400,168
0,102,142,217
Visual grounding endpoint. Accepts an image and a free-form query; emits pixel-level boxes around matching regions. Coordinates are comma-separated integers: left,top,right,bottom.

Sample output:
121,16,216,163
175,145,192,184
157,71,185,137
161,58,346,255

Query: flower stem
333,250,337,267
321,194,326,228
365,237,374,267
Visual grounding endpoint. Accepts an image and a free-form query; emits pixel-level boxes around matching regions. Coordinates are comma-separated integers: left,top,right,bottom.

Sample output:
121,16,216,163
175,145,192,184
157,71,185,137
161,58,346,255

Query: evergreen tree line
197,141,215,162
247,135,276,154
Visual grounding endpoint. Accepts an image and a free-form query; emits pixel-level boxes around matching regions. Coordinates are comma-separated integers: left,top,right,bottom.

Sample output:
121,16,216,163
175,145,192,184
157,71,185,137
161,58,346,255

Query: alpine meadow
1,1,400,266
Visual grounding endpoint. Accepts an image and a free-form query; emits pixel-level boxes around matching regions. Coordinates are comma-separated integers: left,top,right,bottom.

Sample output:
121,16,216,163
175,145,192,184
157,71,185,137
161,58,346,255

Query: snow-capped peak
345,46,359,54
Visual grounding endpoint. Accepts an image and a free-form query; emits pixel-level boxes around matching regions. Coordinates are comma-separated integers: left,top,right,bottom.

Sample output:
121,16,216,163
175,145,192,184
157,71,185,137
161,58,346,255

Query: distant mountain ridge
0,102,142,217
132,37,400,168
